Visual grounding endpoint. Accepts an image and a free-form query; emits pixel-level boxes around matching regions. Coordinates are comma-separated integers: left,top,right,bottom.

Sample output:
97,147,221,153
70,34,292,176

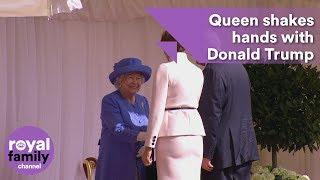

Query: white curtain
1,0,320,180
0,16,163,180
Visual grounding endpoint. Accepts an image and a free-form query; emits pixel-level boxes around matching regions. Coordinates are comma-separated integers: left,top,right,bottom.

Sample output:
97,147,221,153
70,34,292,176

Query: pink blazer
145,52,205,148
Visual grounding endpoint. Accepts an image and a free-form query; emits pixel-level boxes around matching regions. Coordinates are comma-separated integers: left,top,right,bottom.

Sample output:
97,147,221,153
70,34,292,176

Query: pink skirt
155,135,203,180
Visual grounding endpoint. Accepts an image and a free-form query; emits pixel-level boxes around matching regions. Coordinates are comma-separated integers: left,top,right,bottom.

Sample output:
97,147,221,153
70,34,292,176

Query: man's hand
202,158,214,172
142,146,153,166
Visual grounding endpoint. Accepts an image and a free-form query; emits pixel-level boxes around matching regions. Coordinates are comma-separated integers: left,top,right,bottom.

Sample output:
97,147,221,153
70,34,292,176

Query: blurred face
119,72,144,95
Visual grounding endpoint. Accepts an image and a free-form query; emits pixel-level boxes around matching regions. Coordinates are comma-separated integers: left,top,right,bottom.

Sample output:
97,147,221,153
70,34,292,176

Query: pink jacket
145,52,205,148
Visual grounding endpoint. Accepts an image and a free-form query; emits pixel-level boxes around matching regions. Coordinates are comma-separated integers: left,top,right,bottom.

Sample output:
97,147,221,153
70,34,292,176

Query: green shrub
245,64,320,168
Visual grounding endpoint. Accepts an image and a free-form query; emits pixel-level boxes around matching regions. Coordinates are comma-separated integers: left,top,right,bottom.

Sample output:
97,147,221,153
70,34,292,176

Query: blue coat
95,90,149,180
198,64,259,170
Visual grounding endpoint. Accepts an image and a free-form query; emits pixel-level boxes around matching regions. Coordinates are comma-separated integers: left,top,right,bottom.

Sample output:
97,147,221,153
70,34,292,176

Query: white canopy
0,0,48,17
0,0,82,17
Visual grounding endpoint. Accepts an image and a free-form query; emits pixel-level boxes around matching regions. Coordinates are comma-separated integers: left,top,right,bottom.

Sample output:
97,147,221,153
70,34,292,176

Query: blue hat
109,58,152,84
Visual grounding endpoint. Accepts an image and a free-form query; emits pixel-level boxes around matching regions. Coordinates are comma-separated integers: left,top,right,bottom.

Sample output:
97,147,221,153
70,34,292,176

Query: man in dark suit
198,64,259,180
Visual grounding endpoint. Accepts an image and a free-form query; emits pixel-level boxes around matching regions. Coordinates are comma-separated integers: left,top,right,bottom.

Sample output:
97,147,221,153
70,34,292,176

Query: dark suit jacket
198,64,259,169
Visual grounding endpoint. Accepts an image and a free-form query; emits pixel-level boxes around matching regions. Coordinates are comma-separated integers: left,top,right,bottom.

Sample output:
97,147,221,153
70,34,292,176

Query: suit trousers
201,162,252,180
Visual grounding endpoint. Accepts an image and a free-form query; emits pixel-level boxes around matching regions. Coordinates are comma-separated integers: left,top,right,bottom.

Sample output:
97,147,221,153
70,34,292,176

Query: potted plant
245,64,320,169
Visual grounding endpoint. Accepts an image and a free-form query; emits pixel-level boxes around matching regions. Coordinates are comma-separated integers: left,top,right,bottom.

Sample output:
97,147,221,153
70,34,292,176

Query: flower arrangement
251,162,310,180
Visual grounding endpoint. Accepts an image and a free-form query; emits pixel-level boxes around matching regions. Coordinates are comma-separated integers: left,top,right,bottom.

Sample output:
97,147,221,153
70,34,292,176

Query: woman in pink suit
142,31,205,180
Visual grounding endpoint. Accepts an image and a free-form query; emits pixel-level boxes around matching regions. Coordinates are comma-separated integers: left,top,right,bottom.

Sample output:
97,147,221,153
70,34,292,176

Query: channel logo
5,126,54,175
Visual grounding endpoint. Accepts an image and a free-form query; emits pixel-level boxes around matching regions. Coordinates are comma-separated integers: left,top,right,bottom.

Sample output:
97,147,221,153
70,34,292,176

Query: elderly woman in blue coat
95,58,152,180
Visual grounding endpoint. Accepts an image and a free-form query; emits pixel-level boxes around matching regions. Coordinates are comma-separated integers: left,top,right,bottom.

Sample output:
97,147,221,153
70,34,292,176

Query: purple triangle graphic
158,41,177,62
147,8,320,64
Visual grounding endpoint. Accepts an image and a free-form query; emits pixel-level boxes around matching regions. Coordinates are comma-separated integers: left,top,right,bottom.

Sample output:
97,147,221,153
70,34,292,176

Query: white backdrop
0,16,163,180
1,0,320,179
